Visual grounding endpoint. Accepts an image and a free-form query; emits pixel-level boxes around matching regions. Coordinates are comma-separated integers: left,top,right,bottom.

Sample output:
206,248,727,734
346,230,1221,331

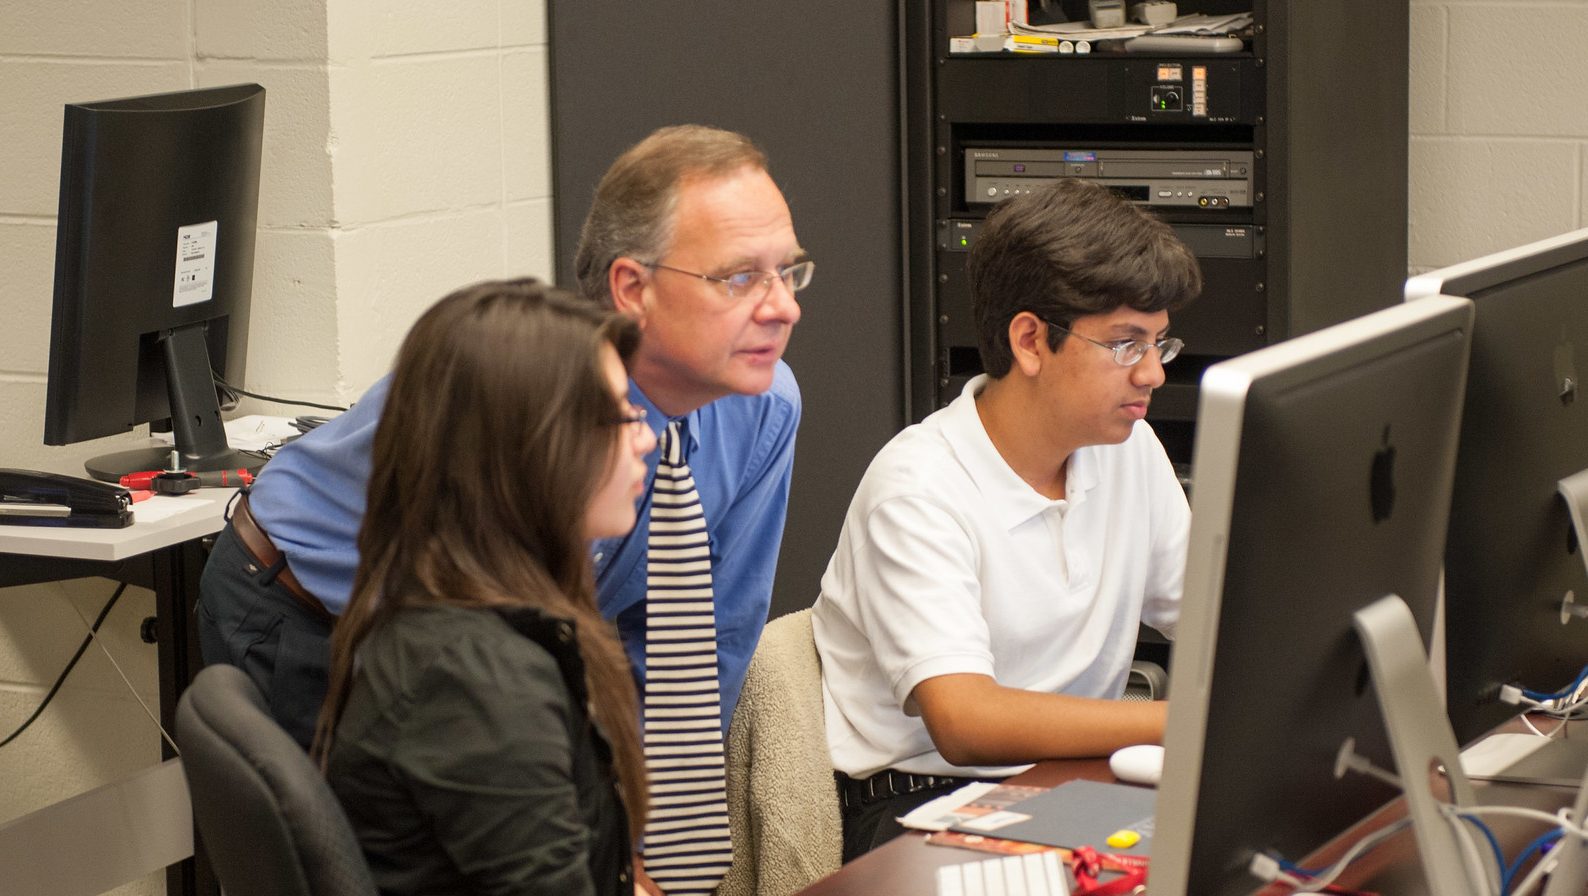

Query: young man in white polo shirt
812,178,1202,860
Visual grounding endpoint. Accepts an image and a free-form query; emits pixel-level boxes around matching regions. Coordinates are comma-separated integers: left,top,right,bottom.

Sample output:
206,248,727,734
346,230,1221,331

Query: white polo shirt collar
939,375,1101,531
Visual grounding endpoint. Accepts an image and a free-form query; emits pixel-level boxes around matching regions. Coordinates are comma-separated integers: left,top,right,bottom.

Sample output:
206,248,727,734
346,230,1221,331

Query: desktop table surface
0,485,233,896
796,742,1585,896
0,490,231,561
796,758,1120,896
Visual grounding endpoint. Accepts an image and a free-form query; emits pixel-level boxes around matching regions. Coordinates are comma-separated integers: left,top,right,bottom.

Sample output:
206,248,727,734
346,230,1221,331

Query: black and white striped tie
642,421,733,894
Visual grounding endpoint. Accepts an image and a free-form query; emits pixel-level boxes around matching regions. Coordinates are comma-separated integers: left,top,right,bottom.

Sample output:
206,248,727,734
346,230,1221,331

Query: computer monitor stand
1354,594,1491,896
1460,732,1588,790
1452,469,1588,787
1359,596,1588,895
1541,760,1588,896
1447,467,1588,790
83,325,263,483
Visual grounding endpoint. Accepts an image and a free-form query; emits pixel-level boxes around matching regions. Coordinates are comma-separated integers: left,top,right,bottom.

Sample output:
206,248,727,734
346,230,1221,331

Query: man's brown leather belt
230,493,335,625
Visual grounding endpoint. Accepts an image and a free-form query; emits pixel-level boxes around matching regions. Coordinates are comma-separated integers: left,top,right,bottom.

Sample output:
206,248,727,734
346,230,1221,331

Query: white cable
1275,869,1309,889
1518,689,1588,721
64,597,180,757
1247,853,1302,887
1454,804,1588,842
1519,712,1571,739
1514,695,1556,713
1439,805,1500,896
1286,818,1413,894
1552,696,1588,720
1449,803,1588,896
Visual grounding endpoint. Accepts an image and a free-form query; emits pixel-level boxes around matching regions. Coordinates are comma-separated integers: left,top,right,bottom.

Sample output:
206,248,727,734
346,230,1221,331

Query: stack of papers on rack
1006,11,1252,43
1152,12,1253,34
1011,20,1151,41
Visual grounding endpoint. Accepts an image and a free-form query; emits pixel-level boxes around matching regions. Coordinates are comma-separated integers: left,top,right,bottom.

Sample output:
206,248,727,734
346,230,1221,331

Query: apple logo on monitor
1371,425,1396,523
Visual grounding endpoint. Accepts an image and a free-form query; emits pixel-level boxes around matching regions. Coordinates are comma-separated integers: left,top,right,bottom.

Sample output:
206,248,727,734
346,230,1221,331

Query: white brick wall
1409,0,1588,270
0,2,550,893
0,11,216,883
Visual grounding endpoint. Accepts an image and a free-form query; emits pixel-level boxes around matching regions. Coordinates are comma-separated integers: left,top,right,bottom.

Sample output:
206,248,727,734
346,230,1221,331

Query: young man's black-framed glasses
1042,319,1184,367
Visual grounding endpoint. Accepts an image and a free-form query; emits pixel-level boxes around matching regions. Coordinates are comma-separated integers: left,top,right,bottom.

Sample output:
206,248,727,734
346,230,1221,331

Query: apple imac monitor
1151,296,1474,896
1405,228,1588,759
43,83,265,481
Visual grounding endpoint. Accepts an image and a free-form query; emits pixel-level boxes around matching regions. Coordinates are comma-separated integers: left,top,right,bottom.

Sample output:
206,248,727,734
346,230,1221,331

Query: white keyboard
936,852,1072,896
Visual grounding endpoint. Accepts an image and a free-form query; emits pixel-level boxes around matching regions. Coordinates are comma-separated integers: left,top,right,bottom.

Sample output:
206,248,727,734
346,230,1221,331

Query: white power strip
1132,1,1177,27
1088,0,1125,29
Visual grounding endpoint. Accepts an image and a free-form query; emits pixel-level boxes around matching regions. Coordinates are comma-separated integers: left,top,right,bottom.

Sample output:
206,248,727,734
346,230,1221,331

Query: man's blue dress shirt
249,362,801,732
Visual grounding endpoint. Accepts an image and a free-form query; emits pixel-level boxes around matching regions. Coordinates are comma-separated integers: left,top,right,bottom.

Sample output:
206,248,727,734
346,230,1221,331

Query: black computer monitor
43,83,266,482
1151,297,1474,896
1405,229,1588,750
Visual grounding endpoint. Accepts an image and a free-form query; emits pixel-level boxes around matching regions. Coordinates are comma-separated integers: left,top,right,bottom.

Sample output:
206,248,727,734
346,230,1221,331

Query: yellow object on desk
1105,829,1141,849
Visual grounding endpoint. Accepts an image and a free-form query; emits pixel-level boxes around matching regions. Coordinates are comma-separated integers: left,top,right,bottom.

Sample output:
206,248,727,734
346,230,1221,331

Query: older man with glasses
812,177,1199,860
197,126,807,896
576,126,807,895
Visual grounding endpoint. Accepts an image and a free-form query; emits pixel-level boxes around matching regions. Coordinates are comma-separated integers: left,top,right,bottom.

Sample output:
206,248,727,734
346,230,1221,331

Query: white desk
0,490,230,896
0,491,230,561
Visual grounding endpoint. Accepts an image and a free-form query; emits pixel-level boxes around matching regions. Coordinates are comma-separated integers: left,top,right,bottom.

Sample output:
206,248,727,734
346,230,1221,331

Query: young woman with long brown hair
312,278,655,895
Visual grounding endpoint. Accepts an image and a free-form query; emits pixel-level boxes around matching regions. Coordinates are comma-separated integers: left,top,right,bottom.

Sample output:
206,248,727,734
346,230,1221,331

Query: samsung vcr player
966,147,1254,209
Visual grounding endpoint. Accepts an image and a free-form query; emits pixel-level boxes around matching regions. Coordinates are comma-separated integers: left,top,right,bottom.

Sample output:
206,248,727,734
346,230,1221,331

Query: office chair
175,664,377,896
1129,622,1171,701
721,608,843,896
1125,659,1169,702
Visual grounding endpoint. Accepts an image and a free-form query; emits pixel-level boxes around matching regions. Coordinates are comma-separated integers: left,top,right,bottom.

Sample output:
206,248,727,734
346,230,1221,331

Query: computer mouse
1109,743,1164,786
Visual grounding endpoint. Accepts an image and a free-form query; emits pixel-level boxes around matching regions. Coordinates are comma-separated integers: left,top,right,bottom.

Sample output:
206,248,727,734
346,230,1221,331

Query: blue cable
1276,855,1324,879
1502,829,1564,895
1460,815,1506,889
1523,663,1588,702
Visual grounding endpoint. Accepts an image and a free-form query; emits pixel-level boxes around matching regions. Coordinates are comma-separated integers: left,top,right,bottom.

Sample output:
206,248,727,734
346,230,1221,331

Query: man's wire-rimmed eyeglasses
1043,319,1184,367
645,259,814,302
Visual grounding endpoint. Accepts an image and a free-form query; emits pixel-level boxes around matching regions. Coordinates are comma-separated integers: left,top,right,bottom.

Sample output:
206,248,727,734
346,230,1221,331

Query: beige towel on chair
719,608,843,896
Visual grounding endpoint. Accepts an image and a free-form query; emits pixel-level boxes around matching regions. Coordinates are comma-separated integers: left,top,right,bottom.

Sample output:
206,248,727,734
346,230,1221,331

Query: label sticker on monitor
172,221,218,307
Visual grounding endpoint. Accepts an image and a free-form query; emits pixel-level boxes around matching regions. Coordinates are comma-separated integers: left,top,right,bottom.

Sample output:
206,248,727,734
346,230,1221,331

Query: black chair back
175,664,377,896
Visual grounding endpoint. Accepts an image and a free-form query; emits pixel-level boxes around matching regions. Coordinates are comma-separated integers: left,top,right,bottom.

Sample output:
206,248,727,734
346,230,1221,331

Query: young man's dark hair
969,178,1202,378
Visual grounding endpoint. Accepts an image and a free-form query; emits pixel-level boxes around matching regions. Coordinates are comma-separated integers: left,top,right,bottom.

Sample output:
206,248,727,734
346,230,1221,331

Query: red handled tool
1069,846,1148,896
120,466,253,493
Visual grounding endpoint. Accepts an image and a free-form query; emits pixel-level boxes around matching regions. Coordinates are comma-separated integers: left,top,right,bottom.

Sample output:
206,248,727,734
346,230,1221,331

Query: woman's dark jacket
328,603,632,896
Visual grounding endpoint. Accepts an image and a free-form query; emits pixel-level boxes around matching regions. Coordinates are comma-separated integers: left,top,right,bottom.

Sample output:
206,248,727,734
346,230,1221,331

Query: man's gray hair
574,125,769,307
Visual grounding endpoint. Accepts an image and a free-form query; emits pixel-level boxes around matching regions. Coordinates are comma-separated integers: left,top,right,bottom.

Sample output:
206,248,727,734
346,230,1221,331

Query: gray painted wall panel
549,1,905,618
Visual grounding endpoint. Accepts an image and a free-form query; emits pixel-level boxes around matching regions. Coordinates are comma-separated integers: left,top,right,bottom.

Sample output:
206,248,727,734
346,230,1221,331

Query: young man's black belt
834,769,982,810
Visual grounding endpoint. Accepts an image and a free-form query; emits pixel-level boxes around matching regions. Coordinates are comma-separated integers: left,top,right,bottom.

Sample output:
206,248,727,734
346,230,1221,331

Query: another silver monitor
1407,228,1588,752
1152,296,1474,895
